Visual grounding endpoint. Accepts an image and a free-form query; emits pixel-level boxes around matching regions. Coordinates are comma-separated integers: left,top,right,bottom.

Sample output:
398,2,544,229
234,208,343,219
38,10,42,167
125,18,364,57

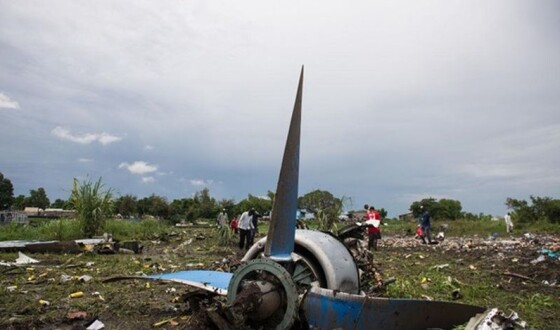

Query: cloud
77,158,93,163
0,92,20,109
51,126,122,145
190,179,214,187
144,145,154,151
119,161,158,175
142,176,155,183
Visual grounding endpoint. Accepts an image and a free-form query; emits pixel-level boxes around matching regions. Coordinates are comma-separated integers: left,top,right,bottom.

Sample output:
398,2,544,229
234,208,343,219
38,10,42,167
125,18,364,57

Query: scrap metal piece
301,286,486,330
104,270,232,295
264,66,304,262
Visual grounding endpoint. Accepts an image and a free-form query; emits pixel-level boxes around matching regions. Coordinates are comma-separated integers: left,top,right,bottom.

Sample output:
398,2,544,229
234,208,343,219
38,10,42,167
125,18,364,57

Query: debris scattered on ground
465,308,527,330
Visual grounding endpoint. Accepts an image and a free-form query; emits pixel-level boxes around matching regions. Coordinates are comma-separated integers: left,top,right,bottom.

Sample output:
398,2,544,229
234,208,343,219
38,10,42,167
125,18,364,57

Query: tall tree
27,187,50,209
0,172,14,210
114,195,138,218
438,199,463,220
51,198,69,209
13,195,26,210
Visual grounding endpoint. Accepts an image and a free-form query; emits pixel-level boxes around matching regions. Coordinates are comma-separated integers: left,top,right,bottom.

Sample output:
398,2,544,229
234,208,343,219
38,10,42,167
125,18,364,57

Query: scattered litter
6,285,17,292
79,275,93,282
431,263,449,270
86,319,105,330
16,252,40,264
60,274,73,283
465,308,527,330
38,299,50,306
69,291,84,298
469,265,477,270
452,288,463,300
92,291,105,301
67,311,88,320
530,255,546,265
153,317,177,327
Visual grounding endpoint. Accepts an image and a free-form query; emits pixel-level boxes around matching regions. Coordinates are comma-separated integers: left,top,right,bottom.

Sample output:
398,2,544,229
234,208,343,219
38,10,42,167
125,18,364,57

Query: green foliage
216,225,235,246
39,219,81,241
235,194,272,217
0,172,14,210
12,195,25,210
137,194,169,218
26,187,50,209
70,177,113,238
410,198,462,220
51,198,70,209
113,195,137,218
506,196,560,224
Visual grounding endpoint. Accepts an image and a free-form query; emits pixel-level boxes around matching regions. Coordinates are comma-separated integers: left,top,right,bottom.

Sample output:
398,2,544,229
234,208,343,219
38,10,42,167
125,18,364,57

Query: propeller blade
264,66,304,261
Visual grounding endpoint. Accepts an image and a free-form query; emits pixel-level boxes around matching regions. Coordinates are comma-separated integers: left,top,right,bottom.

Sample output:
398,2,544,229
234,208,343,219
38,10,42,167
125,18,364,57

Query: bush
69,177,113,238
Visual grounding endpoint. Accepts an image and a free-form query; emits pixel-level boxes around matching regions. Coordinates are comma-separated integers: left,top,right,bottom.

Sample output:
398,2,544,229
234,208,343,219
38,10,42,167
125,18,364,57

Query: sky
1,1,559,217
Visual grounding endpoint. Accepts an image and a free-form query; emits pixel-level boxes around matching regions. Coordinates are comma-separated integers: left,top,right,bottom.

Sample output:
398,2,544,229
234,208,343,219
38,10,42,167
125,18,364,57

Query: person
415,224,427,244
217,209,228,227
504,212,514,233
366,206,382,251
237,210,254,250
420,206,432,244
248,208,262,246
229,216,238,234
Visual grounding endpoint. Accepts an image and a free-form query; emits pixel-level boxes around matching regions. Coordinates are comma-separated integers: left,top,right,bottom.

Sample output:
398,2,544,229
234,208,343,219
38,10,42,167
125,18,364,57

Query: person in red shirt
229,217,239,235
366,205,382,251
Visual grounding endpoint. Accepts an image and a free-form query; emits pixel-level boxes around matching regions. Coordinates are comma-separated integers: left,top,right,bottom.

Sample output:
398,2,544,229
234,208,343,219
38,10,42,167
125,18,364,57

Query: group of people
216,208,262,250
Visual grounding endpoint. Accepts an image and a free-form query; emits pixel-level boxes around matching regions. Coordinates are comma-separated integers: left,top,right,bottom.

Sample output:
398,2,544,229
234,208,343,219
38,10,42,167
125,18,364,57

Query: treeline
506,196,560,224
1,172,348,224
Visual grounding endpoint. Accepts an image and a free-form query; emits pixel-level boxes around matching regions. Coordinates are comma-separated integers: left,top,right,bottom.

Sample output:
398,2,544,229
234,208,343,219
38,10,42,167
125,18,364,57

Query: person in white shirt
238,210,254,250
217,209,228,227
504,212,514,233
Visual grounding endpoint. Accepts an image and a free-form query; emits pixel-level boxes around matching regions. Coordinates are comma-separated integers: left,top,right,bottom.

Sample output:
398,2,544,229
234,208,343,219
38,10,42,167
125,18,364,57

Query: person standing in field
229,216,238,235
237,210,254,250
248,208,261,246
504,212,514,233
420,206,432,244
217,209,228,227
366,206,382,251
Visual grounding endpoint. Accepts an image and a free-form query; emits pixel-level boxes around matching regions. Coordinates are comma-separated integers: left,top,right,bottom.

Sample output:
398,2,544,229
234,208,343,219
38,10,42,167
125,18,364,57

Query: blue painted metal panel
148,270,233,295
302,287,485,330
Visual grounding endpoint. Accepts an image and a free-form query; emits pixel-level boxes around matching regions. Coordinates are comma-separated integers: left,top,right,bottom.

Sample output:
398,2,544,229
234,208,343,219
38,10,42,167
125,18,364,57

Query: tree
506,196,560,224
235,194,272,217
193,188,217,219
137,194,169,218
298,189,345,231
26,187,50,209
51,198,69,209
0,172,14,210
69,177,113,238
13,195,26,210
410,197,463,220
114,195,138,218
438,199,462,220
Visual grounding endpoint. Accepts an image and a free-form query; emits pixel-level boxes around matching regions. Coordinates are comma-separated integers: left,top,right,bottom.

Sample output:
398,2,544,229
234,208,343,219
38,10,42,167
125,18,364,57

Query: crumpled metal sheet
465,308,528,330
148,270,233,295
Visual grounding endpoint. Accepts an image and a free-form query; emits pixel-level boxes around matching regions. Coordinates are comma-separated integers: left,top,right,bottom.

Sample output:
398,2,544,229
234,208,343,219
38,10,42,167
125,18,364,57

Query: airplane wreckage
107,67,488,329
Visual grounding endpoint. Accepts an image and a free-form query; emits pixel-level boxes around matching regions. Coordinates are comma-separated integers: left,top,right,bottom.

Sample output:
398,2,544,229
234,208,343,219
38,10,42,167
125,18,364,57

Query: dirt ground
0,229,558,329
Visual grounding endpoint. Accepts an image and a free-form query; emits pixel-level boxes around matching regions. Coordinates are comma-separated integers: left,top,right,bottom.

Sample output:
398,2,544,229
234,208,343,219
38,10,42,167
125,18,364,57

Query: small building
0,211,29,225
